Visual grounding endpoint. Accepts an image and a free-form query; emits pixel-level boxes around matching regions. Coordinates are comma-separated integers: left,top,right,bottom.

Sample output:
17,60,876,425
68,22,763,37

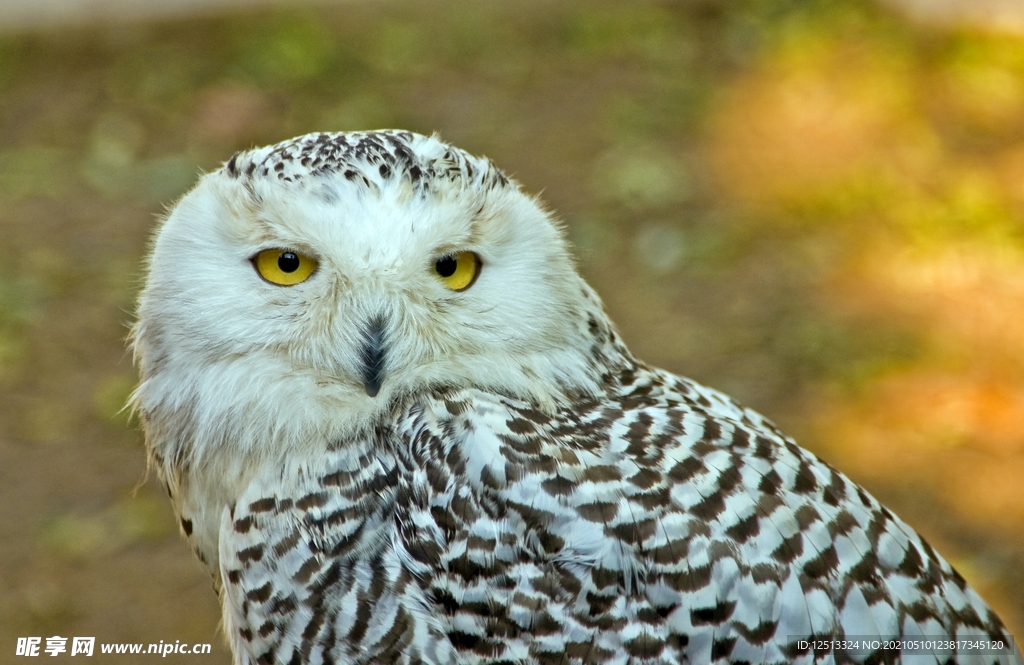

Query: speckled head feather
223,130,509,193
132,130,1022,665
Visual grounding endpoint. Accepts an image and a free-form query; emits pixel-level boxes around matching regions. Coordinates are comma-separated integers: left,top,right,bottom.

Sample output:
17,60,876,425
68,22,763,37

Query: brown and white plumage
132,131,1021,665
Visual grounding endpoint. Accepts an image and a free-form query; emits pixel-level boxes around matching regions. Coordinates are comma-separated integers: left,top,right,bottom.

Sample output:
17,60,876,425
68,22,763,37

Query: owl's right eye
252,249,318,286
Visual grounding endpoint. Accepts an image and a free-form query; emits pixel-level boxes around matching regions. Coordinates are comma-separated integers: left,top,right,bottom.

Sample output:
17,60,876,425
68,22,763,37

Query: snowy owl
131,131,1020,665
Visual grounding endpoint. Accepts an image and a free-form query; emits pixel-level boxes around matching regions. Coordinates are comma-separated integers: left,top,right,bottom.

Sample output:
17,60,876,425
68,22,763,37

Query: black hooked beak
359,316,387,398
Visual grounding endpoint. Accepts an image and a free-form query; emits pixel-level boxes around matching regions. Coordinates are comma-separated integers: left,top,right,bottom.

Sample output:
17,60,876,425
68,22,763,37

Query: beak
359,316,387,398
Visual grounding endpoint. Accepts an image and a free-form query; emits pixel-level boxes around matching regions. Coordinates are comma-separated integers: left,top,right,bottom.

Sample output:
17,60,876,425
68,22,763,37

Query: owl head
131,131,624,467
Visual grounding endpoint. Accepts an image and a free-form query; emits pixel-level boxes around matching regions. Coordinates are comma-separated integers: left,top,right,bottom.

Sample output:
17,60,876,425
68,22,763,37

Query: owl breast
217,366,1018,665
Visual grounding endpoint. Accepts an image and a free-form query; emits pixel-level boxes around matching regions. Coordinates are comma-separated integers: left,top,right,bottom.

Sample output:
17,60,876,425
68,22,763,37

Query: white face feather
131,132,612,476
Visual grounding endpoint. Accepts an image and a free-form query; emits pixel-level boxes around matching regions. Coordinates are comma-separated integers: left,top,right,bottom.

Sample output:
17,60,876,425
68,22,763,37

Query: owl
131,131,1021,665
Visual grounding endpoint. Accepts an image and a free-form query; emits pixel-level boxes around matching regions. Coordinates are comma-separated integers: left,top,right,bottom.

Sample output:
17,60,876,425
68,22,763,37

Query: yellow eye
434,251,480,291
253,249,318,286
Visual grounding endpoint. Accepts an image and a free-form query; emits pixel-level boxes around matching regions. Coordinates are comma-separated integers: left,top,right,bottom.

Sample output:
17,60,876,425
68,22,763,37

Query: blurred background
0,0,1022,660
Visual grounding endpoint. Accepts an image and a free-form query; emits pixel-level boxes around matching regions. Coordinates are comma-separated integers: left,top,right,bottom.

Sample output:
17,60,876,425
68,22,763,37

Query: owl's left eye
252,249,318,286
434,251,480,291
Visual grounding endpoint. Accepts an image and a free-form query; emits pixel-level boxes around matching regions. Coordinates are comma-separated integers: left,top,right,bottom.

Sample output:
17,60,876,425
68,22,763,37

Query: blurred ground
0,0,330,33
0,0,1021,661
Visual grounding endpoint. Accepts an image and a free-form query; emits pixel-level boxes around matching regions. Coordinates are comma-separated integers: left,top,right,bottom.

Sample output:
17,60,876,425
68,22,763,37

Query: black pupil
435,256,457,277
278,252,300,273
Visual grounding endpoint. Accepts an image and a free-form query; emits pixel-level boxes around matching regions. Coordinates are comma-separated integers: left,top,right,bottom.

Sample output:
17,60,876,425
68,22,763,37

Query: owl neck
135,280,637,492
541,281,637,402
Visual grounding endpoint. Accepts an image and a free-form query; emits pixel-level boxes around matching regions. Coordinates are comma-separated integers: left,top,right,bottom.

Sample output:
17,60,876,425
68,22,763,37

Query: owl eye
434,251,480,291
253,249,318,286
